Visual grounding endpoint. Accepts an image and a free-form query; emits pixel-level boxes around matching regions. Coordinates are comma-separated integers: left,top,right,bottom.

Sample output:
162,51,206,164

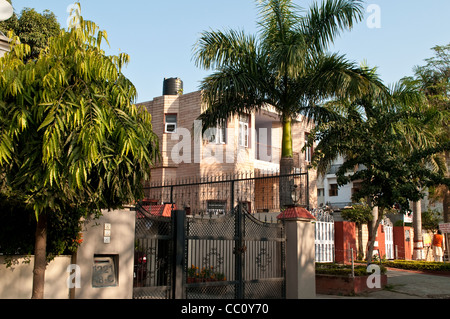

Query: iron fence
133,170,305,299
143,170,310,217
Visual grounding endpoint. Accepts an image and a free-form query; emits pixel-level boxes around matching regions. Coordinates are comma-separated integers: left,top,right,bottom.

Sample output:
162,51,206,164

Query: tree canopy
194,0,382,154
0,5,159,298
403,44,450,223
0,5,60,61
194,0,384,206
308,78,450,261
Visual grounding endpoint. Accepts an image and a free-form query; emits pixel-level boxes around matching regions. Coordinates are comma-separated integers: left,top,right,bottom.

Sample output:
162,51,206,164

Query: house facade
316,155,361,209
139,78,318,214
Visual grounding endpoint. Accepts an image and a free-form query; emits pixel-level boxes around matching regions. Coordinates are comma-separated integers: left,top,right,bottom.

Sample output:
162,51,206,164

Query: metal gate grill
133,206,173,299
185,205,285,299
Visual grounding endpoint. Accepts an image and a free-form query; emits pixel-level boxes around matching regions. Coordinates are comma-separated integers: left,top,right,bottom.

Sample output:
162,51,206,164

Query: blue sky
9,0,450,103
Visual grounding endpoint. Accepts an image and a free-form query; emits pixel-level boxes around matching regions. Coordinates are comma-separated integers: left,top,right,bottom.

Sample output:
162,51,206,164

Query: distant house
316,155,443,219
316,155,364,209
139,78,318,214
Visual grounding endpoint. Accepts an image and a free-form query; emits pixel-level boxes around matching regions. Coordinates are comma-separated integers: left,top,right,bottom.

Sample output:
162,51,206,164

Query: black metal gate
132,171,305,299
184,204,285,299
133,206,173,299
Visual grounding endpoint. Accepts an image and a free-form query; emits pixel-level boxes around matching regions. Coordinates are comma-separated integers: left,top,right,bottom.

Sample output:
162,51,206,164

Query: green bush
316,260,450,277
382,260,450,272
316,263,386,276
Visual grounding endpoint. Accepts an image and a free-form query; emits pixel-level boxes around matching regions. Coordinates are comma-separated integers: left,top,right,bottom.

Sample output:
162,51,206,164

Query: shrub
382,260,450,272
316,263,386,276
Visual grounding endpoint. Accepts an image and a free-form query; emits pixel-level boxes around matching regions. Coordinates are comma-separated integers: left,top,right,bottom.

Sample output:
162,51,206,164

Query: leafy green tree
0,3,85,264
0,6,159,299
0,4,60,61
194,0,384,206
309,80,450,263
421,208,441,231
404,44,450,223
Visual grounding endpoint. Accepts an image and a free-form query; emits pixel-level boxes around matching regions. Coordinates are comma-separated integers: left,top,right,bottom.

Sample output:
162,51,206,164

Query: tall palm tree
194,0,385,206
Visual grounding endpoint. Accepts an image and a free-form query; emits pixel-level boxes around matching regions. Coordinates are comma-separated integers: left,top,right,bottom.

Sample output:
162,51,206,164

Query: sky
7,0,450,103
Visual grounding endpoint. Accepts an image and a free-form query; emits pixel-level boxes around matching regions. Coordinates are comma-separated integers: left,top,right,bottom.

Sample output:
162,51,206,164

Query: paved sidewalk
317,268,450,299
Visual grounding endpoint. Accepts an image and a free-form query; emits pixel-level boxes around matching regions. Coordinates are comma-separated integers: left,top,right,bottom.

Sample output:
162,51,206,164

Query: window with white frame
207,201,226,215
165,114,177,133
205,119,227,144
239,114,249,148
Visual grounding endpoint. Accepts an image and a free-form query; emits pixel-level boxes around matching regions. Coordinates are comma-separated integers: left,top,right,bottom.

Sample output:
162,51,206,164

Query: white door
384,222,394,260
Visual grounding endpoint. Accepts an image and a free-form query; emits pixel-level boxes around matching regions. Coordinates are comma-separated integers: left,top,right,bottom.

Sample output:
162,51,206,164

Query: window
239,114,249,148
207,201,226,215
206,120,227,144
165,114,177,133
305,133,313,162
352,182,362,195
329,184,338,197
317,188,324,197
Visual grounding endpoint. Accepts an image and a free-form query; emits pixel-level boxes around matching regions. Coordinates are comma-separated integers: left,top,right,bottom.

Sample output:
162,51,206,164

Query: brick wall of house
140,88,318,210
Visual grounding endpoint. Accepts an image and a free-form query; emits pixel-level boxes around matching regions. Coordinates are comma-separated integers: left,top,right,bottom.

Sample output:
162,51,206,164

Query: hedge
382,260,450,272
315,263,387,277
316,261,450,276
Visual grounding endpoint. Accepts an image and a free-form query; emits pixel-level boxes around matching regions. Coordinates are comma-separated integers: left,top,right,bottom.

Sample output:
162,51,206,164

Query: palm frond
303,53,388,103
257,0,302,44
193,29,258,71
301,0,364,53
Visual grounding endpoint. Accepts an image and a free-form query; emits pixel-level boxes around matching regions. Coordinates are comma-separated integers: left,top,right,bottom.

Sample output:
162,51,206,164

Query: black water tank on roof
163,77,183,96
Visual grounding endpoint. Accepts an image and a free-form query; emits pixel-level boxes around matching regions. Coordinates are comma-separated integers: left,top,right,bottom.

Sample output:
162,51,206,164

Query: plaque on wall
92,255,118,288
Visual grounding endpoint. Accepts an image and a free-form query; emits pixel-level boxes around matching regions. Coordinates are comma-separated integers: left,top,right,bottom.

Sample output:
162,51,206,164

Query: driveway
317,268,450,299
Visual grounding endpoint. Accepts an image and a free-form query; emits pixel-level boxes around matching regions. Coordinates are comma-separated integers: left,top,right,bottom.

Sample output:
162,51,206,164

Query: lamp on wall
291,184,301,206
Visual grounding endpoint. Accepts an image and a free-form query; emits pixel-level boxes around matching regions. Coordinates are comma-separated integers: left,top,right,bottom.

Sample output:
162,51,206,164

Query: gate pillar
278,206,316,299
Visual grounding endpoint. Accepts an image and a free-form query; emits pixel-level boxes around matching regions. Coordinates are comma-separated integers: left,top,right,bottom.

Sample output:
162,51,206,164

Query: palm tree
194,0,385,206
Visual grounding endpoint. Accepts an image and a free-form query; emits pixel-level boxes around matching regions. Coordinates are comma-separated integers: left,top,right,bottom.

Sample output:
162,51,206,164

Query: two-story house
139,78,318,215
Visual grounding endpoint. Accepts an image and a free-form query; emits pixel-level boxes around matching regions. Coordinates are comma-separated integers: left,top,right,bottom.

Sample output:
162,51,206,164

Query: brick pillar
335,221,356,264
278,206,316,299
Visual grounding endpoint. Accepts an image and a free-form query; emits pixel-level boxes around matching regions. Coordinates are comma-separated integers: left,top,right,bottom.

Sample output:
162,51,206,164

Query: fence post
172,210,186,299
278,206,316,299
235,202,244,299
306,169,310,210
230,179,235,211
351,248,355,278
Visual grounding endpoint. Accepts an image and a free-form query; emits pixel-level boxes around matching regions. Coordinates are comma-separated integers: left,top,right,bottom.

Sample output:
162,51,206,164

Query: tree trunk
31,213,47,299
412,200,424,260
366,206,382,264
445,152,450,223
279,117,294,207
444,187,450,223
281,117,293,159
356,223,364,260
